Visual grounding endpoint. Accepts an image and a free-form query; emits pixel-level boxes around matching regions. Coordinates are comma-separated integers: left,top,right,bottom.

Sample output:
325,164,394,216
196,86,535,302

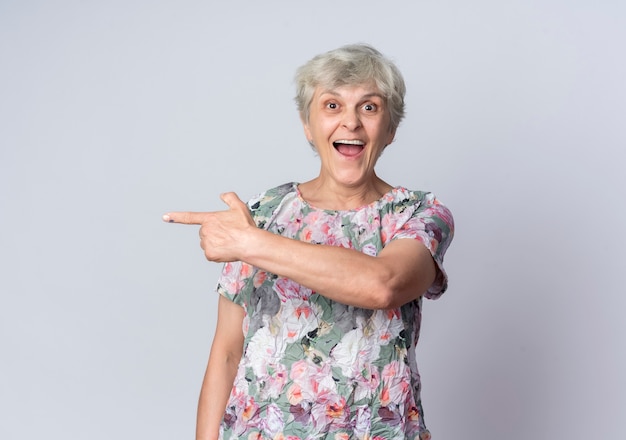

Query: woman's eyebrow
318,90,384,100
361,93,384,100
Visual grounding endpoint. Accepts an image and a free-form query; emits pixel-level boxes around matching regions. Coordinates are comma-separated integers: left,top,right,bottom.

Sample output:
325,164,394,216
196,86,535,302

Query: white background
1,1,624,439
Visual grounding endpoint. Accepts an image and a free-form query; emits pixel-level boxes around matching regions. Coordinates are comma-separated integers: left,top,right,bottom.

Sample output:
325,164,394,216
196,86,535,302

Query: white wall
1,1,624,438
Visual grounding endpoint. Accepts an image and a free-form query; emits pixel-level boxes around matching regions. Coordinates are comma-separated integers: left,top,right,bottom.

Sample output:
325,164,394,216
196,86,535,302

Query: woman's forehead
314,83,384,100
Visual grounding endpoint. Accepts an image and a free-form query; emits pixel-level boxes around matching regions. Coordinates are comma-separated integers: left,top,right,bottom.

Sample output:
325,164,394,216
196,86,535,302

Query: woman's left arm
247,229,436,309
164,192,437,309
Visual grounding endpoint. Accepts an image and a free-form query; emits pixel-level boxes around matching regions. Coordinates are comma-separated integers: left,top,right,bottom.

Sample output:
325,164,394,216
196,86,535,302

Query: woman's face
302,83,396,188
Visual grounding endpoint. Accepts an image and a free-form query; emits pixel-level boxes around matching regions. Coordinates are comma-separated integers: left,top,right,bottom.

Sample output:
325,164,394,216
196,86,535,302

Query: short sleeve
392,193,454,299
216,261,256,306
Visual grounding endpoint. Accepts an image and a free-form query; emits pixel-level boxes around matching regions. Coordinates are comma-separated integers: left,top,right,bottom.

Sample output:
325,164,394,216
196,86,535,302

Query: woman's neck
298,175,393,211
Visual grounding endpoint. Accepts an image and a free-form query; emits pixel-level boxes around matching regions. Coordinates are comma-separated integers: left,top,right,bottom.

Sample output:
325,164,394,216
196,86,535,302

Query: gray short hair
294,44,406,132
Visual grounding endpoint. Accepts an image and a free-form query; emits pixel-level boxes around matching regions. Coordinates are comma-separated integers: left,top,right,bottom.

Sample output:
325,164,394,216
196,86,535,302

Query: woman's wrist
239,223,267,262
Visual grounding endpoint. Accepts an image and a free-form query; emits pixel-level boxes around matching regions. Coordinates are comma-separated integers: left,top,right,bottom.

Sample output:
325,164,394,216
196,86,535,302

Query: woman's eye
363,103,377,111
326,102,338,109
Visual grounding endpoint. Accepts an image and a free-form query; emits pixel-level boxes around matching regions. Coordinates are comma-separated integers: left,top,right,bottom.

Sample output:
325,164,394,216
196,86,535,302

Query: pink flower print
425,200,454,228
310,398,333,431
281,214,304,238
275,435,304,440
282,322,302,343
287,383,304,405
367,309,403,348
378,329,392,344
290,359,337,403
379,385,391,407
220,262,252,293
300,226,316,243
301,212,332,243
261,403,284,438
289,359,309,383
353,364,380,402
352,405,372,438
308,389,349,430
381,359,401,379
274,277,310,301
312,360,339,396
295,304,312,319
289,359,319,400
241,395,259,422
302,210,324,226
323,232,352,249
383,188,398,202
240,263,253,278
263,363,288,399
280,300,320,342
381,212,406,244
380,361,410,406
222,261,236,276
325,396,347,419
398,217,438,255
252,270,268,288
385,308,401,321
273,201,303,238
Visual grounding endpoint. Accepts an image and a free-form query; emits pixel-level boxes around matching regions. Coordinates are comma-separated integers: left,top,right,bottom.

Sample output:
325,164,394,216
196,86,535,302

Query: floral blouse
216,182,454,440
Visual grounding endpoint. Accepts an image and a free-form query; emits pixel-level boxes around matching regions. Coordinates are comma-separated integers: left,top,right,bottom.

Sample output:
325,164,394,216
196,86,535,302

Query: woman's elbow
369,278,414,309
370,271,431,309
373,286,421,309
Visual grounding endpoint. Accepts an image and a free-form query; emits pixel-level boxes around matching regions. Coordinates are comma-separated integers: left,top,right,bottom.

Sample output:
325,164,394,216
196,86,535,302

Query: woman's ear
300,114,313,143
385,127,397,147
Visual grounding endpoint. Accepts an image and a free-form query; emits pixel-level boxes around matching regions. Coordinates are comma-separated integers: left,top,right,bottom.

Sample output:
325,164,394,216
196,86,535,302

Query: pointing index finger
162,212,211,225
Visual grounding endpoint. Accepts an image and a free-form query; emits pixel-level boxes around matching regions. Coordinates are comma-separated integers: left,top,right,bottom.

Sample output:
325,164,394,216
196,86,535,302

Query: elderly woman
164,44,454,440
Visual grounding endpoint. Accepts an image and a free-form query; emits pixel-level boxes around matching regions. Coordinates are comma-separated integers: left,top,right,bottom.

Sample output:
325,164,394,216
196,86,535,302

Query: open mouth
333,139,365,157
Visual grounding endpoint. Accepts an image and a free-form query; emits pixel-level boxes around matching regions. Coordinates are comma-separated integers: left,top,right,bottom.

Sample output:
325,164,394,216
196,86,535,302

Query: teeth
334,139,365,145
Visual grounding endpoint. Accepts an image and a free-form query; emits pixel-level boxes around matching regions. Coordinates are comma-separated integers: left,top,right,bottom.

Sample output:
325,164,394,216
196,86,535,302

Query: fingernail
162,214,171,222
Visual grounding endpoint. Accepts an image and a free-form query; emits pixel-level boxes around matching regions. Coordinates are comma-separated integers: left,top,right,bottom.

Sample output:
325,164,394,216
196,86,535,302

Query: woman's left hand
163,192,256,262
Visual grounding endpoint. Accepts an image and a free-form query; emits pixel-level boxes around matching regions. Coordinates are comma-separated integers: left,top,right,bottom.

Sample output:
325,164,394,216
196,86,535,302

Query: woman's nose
342,109,362,131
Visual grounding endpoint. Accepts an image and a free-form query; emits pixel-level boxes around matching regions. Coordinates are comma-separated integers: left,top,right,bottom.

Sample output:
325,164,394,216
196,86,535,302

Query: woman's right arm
196,295,245,440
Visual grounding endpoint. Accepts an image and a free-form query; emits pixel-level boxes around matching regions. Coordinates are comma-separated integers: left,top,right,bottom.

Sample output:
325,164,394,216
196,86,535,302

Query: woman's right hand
163,192,256,263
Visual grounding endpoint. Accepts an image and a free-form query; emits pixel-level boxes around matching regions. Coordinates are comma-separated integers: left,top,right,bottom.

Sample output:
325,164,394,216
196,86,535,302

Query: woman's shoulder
384,186,441,209
389,186,454,231
247,182,299,227
383,186,453,225
248,182,297,207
